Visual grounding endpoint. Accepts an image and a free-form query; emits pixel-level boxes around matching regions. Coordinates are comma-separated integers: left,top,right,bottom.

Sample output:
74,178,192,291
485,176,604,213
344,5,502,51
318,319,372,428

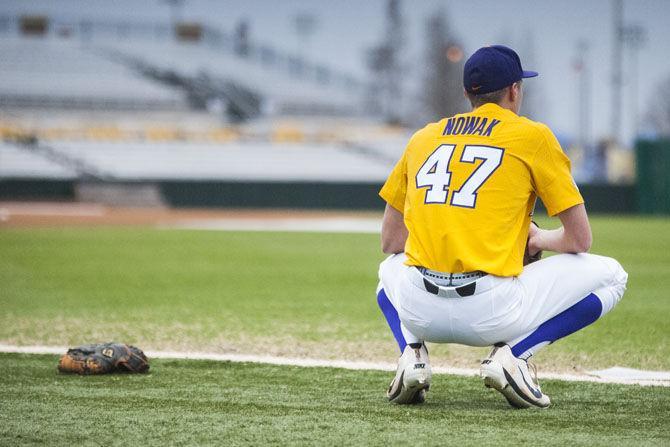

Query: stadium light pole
611,0,623,143
163,0,185,27
574,40,591,150
293,13,318,62
620,24,647,142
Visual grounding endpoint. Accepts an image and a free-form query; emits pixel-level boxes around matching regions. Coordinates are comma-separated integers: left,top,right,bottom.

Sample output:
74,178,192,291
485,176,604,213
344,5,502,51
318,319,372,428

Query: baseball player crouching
376,45,627,408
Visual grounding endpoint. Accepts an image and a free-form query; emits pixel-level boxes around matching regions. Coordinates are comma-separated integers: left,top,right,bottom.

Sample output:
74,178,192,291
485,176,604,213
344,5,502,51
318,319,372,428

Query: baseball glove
58,343,149,375
523,221,543,265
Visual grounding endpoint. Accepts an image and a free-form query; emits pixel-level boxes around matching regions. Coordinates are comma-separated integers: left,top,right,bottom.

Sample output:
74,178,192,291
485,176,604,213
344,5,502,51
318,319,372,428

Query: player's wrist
533,228,553,252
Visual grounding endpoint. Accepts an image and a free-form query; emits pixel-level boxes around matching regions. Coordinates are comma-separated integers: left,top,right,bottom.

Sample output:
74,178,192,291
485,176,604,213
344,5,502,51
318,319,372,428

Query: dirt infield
0,201,381,228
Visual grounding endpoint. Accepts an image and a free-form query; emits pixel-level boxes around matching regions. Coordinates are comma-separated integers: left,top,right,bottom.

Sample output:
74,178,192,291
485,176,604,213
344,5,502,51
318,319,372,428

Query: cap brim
522,70,539,78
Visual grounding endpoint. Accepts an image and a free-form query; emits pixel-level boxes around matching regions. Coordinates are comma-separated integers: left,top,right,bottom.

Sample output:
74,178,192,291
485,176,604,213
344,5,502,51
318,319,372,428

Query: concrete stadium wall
0,178,637,213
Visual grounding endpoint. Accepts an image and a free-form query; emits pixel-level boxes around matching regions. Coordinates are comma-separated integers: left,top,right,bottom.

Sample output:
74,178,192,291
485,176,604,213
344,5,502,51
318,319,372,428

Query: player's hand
527,221,542,257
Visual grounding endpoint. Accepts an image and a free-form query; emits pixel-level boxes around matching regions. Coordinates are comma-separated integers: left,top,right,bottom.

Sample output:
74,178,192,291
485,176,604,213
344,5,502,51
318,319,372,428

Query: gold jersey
380,103,583,276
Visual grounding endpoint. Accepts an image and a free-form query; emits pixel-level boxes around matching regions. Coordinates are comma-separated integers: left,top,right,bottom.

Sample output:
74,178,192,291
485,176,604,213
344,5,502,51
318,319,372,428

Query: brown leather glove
58,343,149,374
523,221,543,266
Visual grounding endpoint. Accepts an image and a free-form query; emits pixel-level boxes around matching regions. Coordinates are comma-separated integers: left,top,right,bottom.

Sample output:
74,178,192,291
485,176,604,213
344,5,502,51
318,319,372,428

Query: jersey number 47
415,144,504,208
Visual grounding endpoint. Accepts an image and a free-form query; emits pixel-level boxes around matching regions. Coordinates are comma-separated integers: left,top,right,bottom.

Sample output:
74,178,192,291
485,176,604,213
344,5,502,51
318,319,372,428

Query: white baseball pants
377,252,627,358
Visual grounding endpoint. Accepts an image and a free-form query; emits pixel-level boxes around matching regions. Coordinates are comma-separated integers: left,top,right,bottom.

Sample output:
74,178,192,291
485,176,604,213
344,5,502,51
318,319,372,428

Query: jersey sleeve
379,150,408,213
530,125,584,216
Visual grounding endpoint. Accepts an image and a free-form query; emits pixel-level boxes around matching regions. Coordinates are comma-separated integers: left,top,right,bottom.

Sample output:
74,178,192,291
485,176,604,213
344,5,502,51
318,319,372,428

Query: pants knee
596,256,628,314
605,257,628,301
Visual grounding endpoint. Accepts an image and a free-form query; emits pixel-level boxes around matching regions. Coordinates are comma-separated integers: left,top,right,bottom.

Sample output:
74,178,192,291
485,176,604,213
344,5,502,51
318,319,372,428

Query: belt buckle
422,277,476,297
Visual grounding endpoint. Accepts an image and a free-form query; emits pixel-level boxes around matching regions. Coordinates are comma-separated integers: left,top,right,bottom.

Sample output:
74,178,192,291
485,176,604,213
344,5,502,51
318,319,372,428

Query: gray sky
3,0,669,145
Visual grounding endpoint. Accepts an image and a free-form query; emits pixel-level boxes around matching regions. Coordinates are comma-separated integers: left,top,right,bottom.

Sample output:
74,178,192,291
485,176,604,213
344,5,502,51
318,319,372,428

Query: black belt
422,277,477,297
416,267,482,297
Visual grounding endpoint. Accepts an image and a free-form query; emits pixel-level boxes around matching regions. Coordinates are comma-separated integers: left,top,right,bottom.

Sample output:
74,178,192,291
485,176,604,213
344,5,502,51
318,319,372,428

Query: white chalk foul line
1,344,668,387
159,217,382,234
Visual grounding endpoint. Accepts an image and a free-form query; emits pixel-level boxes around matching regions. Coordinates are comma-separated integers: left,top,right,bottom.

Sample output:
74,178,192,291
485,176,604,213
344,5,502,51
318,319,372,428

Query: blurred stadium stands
0,14,407,200
0,13,646,212
101,41,360,117
1,139,400,182
0,37,187,110
0,15,366,117
0,141,77,178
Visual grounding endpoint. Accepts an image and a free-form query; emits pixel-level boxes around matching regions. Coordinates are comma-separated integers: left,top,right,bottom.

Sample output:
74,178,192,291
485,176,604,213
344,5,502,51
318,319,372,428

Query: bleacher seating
0,141,76,178
43,140,397,181
100,40,362,115
0,34,363,116
0,134,410,181
0,26,384,185
0,37,186,110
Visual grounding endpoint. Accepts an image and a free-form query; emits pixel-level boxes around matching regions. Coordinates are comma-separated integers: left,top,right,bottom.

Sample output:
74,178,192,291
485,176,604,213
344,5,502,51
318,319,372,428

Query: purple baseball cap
463,45,538,94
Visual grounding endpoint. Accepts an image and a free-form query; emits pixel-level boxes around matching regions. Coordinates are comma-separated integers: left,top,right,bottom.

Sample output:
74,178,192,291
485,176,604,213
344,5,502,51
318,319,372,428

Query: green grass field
1,215,669,445
1,354,668,446
1,215,668,370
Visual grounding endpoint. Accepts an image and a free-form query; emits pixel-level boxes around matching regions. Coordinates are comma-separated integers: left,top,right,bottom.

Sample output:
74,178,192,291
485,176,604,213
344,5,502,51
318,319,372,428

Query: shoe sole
388,371,431,404
502,368,550,408
481,362,534,409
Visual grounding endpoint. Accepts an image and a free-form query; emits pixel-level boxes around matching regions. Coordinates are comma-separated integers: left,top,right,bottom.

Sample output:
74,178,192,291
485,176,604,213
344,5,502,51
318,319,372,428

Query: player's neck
472,102,519,115
496,100,520,115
